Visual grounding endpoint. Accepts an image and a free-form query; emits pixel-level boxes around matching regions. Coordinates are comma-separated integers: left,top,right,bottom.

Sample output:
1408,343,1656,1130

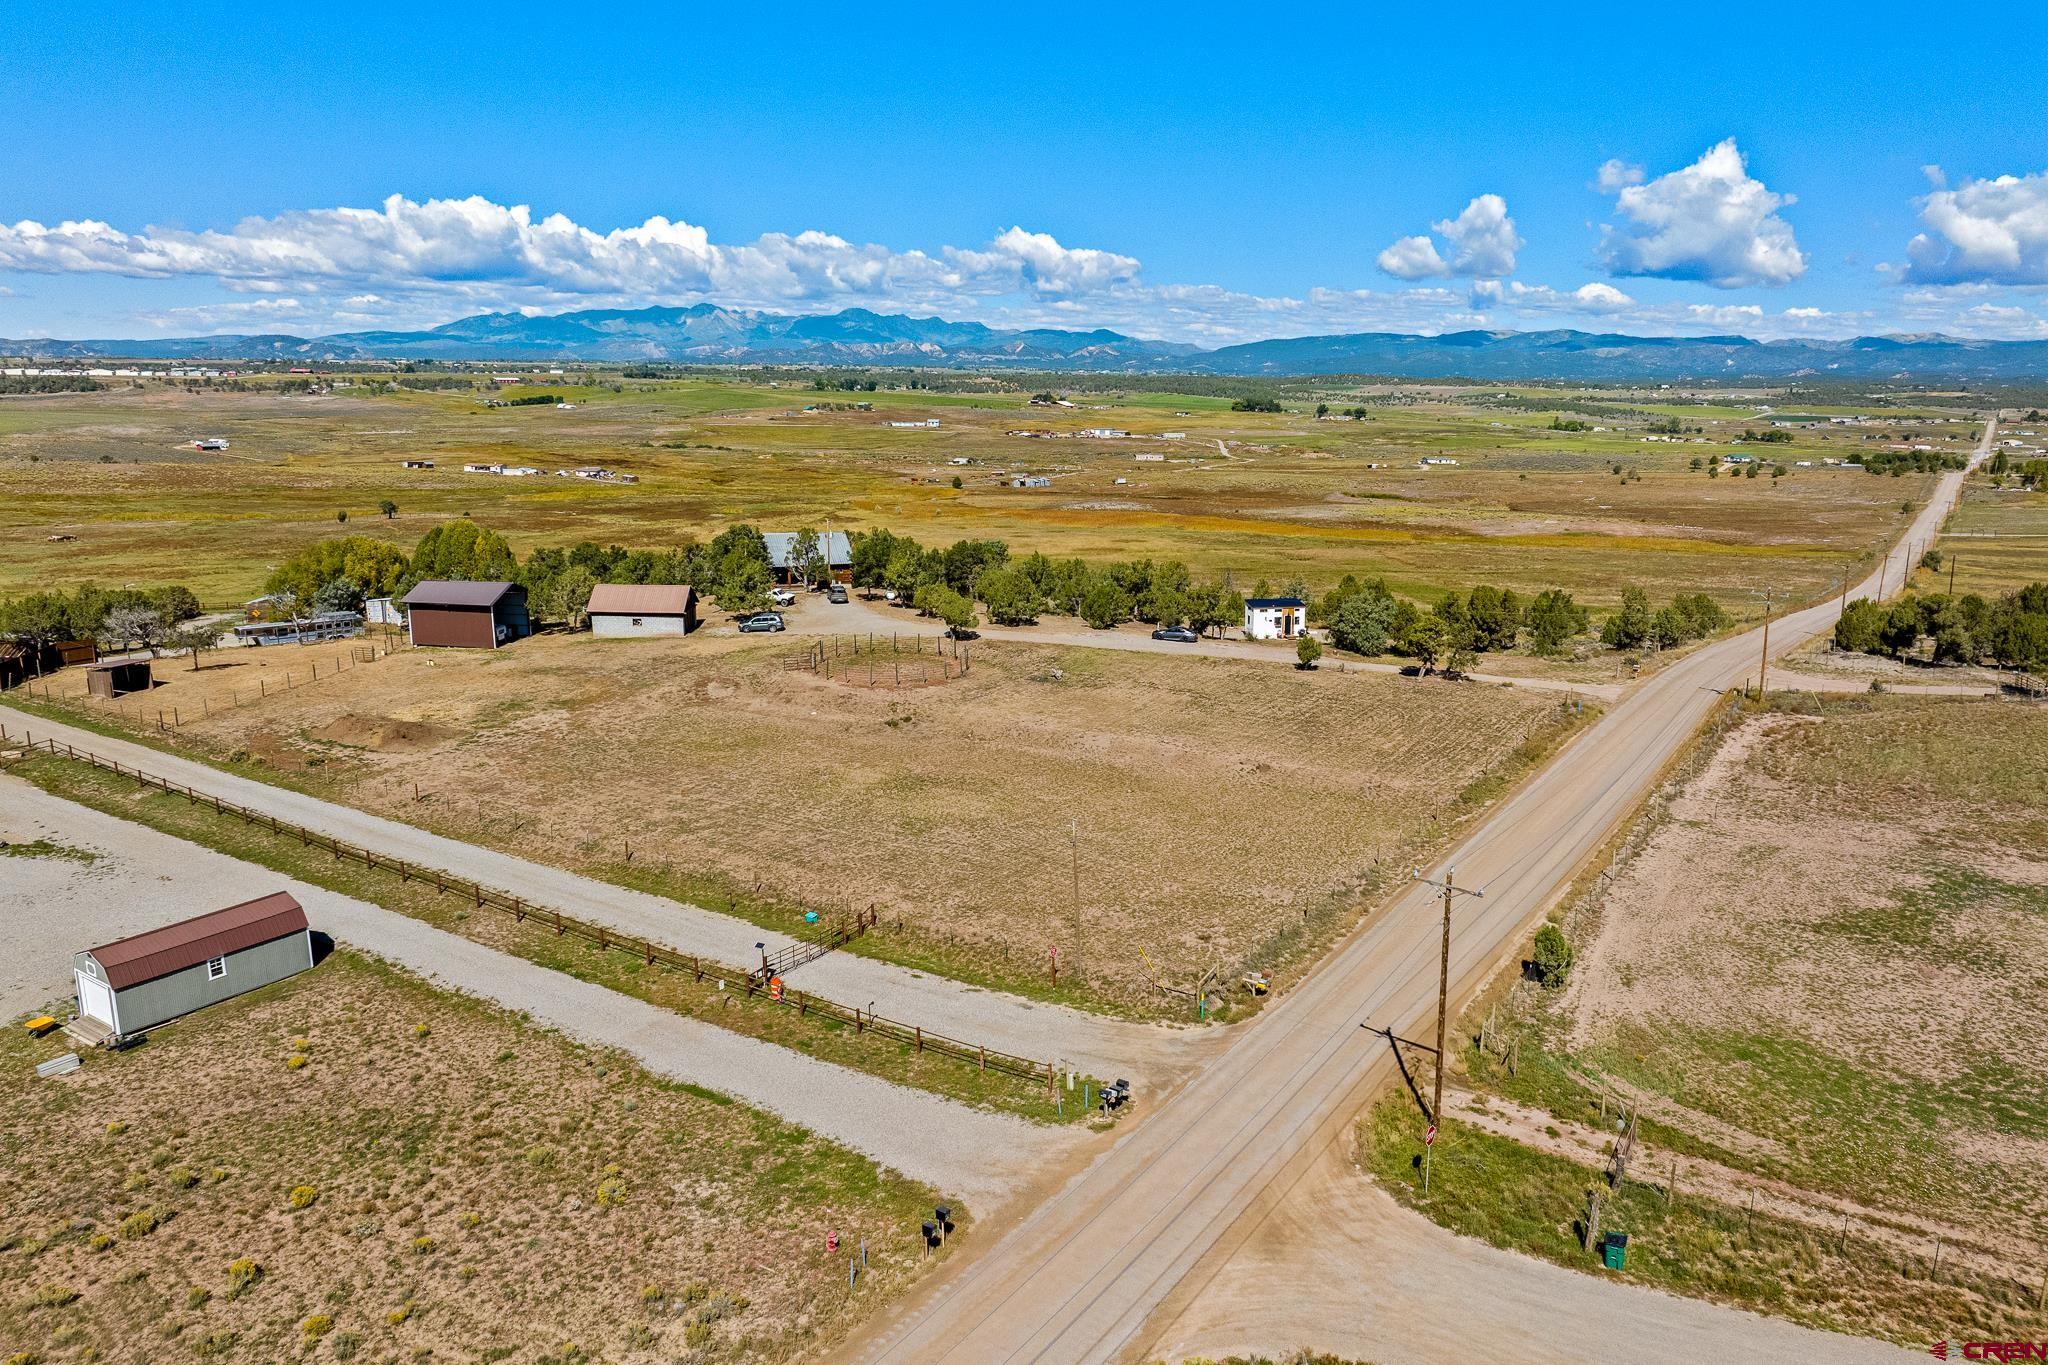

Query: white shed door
76,970,115,1029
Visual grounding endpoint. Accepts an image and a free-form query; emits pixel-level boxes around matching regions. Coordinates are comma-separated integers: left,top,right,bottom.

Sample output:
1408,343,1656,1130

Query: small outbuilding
73,891,314,1041
403,580,531,649
85,658,152,698
1243,596,1307,641
586,583,697,637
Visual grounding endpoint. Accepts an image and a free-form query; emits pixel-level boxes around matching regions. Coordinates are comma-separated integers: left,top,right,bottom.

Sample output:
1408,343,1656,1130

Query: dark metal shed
403,580,531,649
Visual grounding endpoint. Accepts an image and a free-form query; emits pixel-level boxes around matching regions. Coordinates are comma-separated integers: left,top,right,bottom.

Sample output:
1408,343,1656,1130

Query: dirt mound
308,713,453,753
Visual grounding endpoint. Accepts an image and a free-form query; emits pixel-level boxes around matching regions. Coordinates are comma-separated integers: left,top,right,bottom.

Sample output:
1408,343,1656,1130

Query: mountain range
7,304,2048,381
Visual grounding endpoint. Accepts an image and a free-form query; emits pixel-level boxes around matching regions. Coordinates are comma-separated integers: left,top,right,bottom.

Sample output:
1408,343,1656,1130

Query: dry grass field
1925,479,2048,598
0,951,944,1365
1372,695,2048,1342
41,631,1583,1014
0,377,1964,611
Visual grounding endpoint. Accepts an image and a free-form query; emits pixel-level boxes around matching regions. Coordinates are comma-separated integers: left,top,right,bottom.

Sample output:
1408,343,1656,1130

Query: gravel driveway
0,706,1204,1091
0,774,1077,1213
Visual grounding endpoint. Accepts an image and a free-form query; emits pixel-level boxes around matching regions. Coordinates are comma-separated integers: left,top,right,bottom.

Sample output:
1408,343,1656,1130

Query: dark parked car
1150,626,1198,643
737,612,785,633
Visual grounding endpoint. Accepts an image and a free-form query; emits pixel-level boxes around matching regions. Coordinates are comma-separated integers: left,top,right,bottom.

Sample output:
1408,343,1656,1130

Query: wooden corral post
1583,1188,1603,1252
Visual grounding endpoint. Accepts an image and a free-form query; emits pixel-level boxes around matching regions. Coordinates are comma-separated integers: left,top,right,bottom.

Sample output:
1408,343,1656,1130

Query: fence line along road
1,727,1057,1089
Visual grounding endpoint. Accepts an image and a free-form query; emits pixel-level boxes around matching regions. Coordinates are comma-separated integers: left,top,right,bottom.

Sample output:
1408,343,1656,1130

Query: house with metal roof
72,892,314,1043
586,583,697,637
403,580,531,649
1243,596,1308,641
761,532,852,584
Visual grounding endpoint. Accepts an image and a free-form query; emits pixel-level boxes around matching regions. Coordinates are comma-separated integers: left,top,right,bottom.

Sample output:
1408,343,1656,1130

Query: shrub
458,1211,482,1230
387,1305,412,1325
28,1284,79,1309
594,1176,627,1208
301,1314,334,1339
104,1121,128,1137
1530,925,1574,989
639,1283,663,1304
1295,636,1322,669
87,1234,113,1253
117,1209,158,1240
288,1185,318,1211
291,1037,311,1052
6,1351,38,1365
331,1331,362,1360
411,1236,436,1256
680,1281,709,1305
185,1286,210,1309
523,1143,557,1168
683,1323,712,1349
414,1024,431,1039
224,1258,262,1298
286,1054,310,1071
167,1166,199,1190
193,1329,237,1358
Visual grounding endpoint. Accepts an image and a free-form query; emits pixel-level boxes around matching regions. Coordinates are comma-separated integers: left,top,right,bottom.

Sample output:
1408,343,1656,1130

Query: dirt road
0,708,1205,1092
0,774,1077,1213
843,419,1994,1363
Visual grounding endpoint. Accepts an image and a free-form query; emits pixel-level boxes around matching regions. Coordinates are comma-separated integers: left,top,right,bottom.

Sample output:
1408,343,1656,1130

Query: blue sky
5,2,2048,344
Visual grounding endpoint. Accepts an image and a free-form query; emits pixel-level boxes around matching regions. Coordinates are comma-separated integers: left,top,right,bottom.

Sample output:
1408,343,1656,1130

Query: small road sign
1425,1123,1438,1146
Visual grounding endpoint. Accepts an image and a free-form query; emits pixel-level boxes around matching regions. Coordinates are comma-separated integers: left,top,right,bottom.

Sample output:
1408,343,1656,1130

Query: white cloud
1596,139,1807,288
1376,195,1520,280
1901,169,2048,286
1376,235,1446,280
1469,280,1633,313
0,195,1143,313
1595,159,1644,193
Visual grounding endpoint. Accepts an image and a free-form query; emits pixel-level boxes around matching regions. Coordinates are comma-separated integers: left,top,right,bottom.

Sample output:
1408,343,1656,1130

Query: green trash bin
1602,1232,1629,1270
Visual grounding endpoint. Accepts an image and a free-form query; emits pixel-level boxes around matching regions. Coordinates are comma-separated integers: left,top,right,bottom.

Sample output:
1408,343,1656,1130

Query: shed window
206,956,227,981
630,617,643,627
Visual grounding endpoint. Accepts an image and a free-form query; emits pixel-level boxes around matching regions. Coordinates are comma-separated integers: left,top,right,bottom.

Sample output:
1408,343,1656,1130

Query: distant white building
463,462,501,474
1243,597,1307,641
1418,456,1458,468
1010,475,1051,488
1135,452,1165,462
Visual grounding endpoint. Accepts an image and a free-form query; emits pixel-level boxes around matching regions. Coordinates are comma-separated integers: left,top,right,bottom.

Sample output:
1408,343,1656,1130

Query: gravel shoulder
0,774,1078,1214
0,704,1204,1092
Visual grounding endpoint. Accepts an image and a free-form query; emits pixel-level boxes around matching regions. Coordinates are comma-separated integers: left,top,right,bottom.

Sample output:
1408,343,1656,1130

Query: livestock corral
87,631,1585,1015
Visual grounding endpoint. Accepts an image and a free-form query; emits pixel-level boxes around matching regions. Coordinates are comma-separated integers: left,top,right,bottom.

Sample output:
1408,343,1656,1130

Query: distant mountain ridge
6,303,2048,380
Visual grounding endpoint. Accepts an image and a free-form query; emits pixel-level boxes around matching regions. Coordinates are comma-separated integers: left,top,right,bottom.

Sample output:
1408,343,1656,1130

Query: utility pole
1756,589,1773,700
1949,555,1957,596
1413,868,1484,1128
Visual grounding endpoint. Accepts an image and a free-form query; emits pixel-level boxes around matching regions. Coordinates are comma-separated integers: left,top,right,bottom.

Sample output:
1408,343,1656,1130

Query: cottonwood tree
98,605,170,657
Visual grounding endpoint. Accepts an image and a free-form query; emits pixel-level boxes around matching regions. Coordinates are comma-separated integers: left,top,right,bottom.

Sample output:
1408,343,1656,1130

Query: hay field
0,951,942,1365
137,633,1578,1012
0,378,1958,610
1927,480,2048,597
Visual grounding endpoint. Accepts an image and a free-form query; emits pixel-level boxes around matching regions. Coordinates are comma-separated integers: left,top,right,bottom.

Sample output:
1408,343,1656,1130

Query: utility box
1601,1232,1629,1270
